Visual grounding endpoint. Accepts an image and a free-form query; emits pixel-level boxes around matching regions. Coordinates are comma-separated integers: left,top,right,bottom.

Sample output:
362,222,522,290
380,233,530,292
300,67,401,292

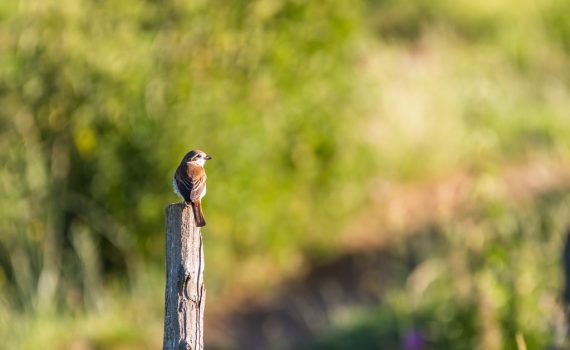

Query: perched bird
173,149,212,227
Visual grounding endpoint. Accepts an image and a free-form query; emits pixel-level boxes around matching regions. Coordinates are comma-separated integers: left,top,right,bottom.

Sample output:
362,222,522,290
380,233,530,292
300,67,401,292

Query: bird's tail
191,201,206,227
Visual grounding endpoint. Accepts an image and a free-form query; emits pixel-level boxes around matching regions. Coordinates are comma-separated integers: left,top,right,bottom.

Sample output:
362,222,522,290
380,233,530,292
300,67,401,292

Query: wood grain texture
163,203,205,350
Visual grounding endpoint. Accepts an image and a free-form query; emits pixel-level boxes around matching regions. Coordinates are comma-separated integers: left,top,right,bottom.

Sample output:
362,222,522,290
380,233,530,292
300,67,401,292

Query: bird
173,149,212,227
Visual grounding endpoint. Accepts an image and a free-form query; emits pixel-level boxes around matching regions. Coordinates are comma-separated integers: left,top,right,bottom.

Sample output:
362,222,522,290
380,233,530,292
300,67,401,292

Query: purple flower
403,329,425,350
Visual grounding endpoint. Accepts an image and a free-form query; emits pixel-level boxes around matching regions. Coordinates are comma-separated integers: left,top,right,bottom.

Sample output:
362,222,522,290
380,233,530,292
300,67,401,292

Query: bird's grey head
184,149,212,166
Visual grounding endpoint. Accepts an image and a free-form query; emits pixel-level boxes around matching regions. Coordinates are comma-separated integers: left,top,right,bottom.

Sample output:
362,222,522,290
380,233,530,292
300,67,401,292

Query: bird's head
184,149,212,167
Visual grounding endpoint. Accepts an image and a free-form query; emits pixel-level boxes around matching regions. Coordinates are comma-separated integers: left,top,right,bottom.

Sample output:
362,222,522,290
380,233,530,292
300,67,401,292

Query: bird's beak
205,155,212,160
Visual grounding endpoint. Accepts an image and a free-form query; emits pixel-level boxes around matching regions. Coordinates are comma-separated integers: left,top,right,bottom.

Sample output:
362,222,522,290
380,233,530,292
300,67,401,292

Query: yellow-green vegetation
313,191,570,350
0,0,570,348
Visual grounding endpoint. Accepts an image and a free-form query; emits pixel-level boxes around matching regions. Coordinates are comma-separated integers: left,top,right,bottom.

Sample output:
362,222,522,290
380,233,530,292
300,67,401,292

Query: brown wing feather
188,164,206,203
175,161,207,204
175,168,190,190
175,163,193,202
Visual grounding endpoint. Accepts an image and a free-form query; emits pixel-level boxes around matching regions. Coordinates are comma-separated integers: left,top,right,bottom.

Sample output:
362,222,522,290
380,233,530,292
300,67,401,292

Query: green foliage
0,0,368,313
1,0,570,348
313,191,570,349
544,0,570,54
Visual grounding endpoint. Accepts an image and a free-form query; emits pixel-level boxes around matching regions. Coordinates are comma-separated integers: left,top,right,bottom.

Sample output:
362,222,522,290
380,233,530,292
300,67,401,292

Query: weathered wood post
163,203,205,350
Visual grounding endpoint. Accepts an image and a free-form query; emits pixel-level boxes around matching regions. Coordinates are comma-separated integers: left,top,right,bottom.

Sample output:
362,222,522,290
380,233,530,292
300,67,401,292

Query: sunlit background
1,0,570,349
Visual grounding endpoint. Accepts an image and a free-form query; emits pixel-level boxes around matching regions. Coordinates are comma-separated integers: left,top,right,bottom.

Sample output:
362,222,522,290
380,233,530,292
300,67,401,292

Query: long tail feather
191,201,206,227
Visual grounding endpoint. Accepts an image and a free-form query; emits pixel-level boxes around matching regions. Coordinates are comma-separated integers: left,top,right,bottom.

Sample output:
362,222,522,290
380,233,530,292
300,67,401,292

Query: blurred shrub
364,0,502,41
544,0,570,54
1,0,570,348
0,0,369,311
312,190,570,350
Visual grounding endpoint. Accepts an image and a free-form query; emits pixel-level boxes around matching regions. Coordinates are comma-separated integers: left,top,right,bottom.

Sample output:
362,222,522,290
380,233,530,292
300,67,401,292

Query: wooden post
163,203,205,350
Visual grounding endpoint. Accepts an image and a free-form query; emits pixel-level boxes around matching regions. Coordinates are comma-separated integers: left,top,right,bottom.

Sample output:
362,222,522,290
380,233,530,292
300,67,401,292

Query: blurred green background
1,0,570,349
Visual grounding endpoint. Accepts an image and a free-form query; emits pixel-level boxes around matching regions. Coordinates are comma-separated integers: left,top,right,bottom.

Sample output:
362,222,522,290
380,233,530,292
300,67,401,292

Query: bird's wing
189,165,207,203
174,163,193,202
